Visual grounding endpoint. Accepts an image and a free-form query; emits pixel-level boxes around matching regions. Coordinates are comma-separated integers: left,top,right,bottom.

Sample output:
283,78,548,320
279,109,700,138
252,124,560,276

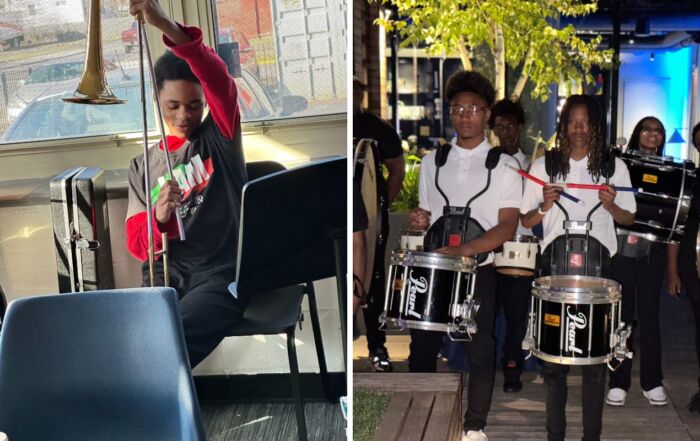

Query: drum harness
423,142,505,340
524,149,633,369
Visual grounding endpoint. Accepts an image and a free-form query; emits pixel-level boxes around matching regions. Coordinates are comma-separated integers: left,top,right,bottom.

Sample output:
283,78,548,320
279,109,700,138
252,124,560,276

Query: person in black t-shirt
667,122,700,412
353,77,405,372
125,1,247,368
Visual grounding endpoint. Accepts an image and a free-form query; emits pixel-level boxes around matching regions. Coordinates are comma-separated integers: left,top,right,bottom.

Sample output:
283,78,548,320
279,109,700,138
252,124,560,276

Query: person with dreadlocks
520,95,636,441
606,116,670,408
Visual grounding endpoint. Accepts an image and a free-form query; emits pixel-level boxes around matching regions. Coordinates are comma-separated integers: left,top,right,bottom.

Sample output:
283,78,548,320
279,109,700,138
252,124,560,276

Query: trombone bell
63,0,125,105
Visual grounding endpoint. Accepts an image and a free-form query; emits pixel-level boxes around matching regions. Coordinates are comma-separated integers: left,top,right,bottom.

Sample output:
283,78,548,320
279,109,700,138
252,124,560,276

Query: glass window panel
212,0,346,122
0,3,154,145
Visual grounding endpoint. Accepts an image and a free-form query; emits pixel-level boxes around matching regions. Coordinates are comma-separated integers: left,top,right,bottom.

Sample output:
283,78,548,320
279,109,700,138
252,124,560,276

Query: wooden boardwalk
355,373,462,441
354,291,700,440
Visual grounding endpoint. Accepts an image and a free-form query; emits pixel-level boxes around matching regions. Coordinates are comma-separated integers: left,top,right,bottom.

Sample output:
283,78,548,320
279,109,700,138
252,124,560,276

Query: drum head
401,250,476,273
533,275,620,303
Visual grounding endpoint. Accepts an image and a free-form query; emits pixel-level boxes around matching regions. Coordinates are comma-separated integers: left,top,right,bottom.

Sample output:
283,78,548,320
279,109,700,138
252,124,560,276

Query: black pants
540,249,609,441
608,248,665,392
408,265,497,432
495,272,533,374
363,199,389,355
542,362,606,441
143,263,247,368
679,259,700,389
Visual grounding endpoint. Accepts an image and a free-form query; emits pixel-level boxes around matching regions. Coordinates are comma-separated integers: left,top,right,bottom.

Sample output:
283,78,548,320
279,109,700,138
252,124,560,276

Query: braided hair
554,94,606,182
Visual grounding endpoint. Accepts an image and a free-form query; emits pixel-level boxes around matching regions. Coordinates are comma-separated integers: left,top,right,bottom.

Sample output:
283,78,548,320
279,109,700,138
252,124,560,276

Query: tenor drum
526,276,621,365
399,229,426,251
620,152,695,243
494,235,539,276
381,251,476,332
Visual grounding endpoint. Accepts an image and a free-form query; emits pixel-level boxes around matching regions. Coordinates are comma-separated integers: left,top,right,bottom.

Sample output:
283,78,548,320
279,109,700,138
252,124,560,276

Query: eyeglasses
640,126,665,136
448,104,487,117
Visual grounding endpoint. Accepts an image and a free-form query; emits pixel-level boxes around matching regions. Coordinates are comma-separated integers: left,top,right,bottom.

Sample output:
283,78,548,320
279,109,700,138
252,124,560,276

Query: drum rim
404,319,454,333
532,289,621,304
510,234,540,243
401,250,477,272
533,275,620,294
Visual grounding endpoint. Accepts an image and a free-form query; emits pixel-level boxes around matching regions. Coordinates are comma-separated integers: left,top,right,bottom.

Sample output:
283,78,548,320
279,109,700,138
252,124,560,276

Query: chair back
0,288,206,441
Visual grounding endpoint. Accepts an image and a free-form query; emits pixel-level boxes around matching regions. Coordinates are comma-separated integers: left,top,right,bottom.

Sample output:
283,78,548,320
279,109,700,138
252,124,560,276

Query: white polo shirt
520,155,637,256
512,149,531,171
419,138,523,264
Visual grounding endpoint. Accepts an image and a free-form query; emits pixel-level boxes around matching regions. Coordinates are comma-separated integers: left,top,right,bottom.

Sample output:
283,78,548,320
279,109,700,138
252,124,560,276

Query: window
212,0,346,122
0,0,346,146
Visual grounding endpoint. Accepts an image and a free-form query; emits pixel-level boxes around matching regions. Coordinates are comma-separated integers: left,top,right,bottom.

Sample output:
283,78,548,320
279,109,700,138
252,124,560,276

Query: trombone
64,0,185,287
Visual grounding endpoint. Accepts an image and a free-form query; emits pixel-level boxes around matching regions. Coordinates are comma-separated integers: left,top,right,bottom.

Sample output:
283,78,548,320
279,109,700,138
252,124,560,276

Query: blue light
619,46,693,160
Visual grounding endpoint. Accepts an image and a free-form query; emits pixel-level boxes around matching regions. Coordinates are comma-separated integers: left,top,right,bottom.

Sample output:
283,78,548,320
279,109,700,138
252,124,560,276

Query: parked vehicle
1,68,307,143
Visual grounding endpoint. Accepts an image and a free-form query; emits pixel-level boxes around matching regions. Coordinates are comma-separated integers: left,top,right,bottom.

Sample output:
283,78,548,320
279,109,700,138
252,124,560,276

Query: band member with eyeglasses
409,71,522,441
606,116,670,407
490,99,530,171
488,99,533,393
353,77,405,372
125,0,247,368
520,95,635,441
667,122,700,413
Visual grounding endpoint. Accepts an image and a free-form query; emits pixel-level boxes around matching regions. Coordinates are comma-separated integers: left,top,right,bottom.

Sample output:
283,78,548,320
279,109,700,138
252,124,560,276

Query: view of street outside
0,0,346,145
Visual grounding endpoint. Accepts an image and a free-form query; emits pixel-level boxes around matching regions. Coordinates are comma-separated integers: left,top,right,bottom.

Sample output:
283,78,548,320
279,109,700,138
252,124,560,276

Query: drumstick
507,165,584,206
565,183,638,193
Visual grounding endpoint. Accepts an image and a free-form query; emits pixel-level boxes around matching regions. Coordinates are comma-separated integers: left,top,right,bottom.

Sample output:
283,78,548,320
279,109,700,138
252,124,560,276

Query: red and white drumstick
507,165,584,205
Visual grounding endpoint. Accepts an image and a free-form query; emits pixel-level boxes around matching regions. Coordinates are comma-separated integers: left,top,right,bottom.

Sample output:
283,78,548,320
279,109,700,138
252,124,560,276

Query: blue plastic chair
0,288,206,441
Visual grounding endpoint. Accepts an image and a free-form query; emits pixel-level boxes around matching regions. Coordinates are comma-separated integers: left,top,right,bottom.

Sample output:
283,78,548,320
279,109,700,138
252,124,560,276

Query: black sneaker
503,363,522,393
688,390,700,413
503,378,522,393
370,348,393,372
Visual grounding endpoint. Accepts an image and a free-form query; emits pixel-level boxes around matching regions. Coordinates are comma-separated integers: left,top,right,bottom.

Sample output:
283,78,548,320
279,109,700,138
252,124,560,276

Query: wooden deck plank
373,392,413,441
355,372,461,393
399,392,435,441
423,392,458,441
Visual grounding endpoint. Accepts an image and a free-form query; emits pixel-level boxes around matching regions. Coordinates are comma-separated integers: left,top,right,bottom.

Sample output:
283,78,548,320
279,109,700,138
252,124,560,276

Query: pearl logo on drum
407,271,428,319
565,307,587,355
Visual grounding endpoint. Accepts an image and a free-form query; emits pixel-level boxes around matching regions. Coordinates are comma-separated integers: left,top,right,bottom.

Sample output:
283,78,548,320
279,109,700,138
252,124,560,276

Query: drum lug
608,321,634,371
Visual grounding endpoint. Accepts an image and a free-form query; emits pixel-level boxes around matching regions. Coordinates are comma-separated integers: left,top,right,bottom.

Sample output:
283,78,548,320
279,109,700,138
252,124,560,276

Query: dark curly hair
627,116,665,156
488,99,525,128
554,94,606,182
692,122,700,149
154,50,200,92
445,70,495,107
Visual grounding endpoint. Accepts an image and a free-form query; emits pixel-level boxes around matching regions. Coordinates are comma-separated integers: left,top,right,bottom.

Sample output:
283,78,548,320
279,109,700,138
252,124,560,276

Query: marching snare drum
494,235,539,277
399,229,426,251
524,275,621,365
381,250,477,333
620,152,695,243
